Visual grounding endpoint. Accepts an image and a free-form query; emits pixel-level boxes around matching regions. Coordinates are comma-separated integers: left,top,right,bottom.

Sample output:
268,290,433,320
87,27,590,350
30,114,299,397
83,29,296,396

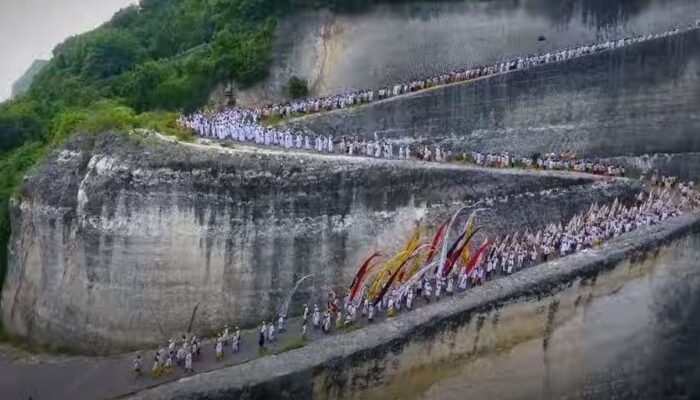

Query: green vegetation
0,321,77,355
0,0,418,295
0,142,48,294
337,323,362,333
454,152,474,164
260,113,284,126
271,336,308,354
286,76,309,99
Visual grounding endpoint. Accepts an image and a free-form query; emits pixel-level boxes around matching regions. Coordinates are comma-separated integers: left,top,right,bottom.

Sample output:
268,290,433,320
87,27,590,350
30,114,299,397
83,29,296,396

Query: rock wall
292,28,700,162
1,132,635,353
606,152,700,181
124,212,700,400
237,0,700,107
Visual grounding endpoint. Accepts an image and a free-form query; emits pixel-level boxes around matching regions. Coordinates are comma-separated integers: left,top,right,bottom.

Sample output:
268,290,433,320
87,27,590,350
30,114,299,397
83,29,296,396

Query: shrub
0,142,48,291
286,76,309,99
138,111,194,142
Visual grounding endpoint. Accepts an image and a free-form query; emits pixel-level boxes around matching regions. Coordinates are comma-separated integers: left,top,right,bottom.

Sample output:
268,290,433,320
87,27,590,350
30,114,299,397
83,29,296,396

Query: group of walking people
339,185,693,329
469,151,627,176
132,325,243,378
178,109,449,161
337,136,450,162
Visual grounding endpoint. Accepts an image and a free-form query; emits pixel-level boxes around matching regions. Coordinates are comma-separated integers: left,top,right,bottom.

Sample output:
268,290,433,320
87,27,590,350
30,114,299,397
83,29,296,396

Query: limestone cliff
291,29,700,166
1,132,635,353
237,0,699,107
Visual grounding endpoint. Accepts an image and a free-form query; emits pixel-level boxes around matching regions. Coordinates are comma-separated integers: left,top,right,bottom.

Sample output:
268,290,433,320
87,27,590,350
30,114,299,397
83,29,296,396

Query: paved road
0,287,454,400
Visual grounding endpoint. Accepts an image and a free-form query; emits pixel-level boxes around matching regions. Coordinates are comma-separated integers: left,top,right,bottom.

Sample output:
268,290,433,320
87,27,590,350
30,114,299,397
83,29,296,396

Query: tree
0,99,46,152
120,61,171,111
108,5,141,29
80,29,147,80
211,19,274,87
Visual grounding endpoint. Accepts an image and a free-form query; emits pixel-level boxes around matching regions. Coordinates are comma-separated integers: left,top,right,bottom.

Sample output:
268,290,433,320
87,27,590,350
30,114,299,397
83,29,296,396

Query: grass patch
271,336,308,354
260,114,283,127
336,323,362,334
138,111,194,142
0,323,78,356
454,153,474,164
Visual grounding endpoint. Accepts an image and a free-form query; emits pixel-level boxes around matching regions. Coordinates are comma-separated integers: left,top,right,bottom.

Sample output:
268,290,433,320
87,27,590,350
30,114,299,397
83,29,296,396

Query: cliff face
237,0,699,107
1,132,635,353
292,29,700,162
6,0,694,354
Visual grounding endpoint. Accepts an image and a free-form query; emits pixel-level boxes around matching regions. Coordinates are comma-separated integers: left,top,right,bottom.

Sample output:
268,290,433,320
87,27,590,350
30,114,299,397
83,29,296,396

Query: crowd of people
679,181,700,209
480,190,680,278
179,110,449,161
132,176,698,379
332,186,691,328
179,109,333,154
337,136,451,161
179,111,634,175
470,151,627,176
132,324,247,378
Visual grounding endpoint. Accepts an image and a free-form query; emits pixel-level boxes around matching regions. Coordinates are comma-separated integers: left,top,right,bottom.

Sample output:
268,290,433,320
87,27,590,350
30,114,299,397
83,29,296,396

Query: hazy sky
0,0,135,101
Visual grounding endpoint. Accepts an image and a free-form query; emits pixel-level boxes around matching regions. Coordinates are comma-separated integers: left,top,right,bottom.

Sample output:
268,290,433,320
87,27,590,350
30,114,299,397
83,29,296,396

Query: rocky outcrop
1,132,636,353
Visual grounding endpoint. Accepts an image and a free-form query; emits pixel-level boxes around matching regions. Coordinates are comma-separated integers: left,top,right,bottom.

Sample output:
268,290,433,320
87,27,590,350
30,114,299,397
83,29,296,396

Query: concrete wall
237,0,700,107
125,212,700,400
1,132,634,354
292,28,700,162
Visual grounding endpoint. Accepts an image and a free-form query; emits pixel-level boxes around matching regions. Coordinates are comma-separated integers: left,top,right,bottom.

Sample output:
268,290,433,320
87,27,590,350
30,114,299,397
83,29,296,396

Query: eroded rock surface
1,132,636,353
